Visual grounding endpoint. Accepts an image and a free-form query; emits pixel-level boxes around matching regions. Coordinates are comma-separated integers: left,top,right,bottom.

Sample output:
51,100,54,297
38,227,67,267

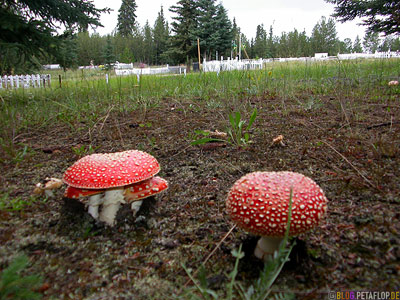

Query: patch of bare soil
1,93,399,299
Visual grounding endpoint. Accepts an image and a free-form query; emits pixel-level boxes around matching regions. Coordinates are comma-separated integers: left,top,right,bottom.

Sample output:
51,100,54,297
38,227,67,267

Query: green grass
0,193,43,212
1,58,399,159
0,255,43,300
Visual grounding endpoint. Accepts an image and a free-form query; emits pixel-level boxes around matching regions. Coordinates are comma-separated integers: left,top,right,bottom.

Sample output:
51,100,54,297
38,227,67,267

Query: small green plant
0,138,30,165
190,129,227,145
0,255,43,300
0,193,37,212
71,144,97,157
191,108,257,147
227,108,257,147
180,189,295,300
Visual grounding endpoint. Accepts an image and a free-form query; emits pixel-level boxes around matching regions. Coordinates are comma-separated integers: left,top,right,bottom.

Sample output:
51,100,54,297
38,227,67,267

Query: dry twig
179,224,237,294
321,140,377,189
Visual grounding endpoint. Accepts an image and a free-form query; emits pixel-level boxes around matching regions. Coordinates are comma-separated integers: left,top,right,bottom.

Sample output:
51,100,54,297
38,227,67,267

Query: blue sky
92,0,366,41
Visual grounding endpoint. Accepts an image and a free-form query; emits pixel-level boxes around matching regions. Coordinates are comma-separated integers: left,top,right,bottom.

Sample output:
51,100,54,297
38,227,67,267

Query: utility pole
239,34,242,60
197,38,201,70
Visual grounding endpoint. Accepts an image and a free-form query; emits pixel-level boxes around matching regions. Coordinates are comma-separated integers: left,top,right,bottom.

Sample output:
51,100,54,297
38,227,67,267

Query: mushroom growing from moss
62,150,167,226
226,171,328,261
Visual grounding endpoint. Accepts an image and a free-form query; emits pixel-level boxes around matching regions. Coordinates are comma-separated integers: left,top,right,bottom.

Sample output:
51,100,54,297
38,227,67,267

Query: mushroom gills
254,236,284,262
98,189,126,226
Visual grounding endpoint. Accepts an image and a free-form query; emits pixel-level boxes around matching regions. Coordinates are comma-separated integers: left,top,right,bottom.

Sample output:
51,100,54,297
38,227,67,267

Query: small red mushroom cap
226,171,328,236
62,150,160,189
124,176,168,202
63,186,105,199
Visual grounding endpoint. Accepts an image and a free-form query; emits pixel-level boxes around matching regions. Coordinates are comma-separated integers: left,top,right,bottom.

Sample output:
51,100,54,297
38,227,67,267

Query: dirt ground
1,90,399,299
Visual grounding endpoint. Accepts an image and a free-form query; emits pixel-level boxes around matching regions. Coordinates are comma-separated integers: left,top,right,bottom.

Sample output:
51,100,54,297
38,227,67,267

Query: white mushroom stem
130,200,143,216
254,236,284,261
87,194,104,220
99,189,126,226
44,190,55,198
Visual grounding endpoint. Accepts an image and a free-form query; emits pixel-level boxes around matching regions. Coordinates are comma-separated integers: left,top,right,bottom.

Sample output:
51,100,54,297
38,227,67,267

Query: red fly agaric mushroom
62,150,163,226
63,176,168,219
226,171,328,261
63,186,105,219
124,176,168,214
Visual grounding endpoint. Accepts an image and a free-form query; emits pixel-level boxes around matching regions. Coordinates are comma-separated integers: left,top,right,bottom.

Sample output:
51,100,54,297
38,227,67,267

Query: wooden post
197,38,201,71
59,75,62,88
239,34,242,61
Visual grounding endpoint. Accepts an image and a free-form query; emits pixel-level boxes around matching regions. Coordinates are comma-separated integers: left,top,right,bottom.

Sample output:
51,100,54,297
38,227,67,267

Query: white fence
0,74,51,89
203,51,400,73
203,58,264,73
115,63,187,76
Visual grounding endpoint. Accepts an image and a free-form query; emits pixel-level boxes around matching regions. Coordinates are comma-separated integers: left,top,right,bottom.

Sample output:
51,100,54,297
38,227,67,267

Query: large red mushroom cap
226,171,328,237
62,150,160,189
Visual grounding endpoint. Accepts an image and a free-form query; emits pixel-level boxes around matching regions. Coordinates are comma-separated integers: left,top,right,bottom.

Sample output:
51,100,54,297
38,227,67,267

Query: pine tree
266,25,276,58
363,31,380,53
153,6,170,65
253,24,267,58
212,4,233,59
311,16,339,55
353,35,363,52
231,18,240,58
76,32,106,65
117,0,138,37
0,0,108,74
143,20,154,64
103,35,115,70
341,38,353,53
325,0,400,35
168,0,199,63
195,0,218,60
57,32,78,71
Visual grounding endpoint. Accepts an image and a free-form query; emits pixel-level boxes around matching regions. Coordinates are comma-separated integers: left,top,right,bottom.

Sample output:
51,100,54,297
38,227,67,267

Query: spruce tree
266,25,276,58
117,0,138,37
353,35,363,52
153,6,170,65
57,32,78,71
195,0,218,60
342,38,353,53
213,4,233,59
0,0,108,74
325,0,400,35
231,18,240,58
143,20,154,64
311,16,339,55
363,31,380,53
103,35,115,70
253,24,267,58
168,0,199,63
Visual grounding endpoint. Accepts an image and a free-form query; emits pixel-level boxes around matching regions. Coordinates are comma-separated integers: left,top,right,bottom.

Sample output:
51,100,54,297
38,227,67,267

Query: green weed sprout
0,193,38,212
0,255,43,300
180,188,295,300
236,188,295,300
191,108,257,147
227,108,257,147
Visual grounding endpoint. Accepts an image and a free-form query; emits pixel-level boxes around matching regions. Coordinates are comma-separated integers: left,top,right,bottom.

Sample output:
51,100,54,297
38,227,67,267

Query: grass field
0,58,399,299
